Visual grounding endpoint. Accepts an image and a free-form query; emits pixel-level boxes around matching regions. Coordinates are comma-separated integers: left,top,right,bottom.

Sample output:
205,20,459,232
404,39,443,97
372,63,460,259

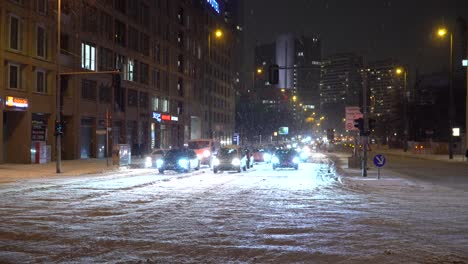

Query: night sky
243,0,468,74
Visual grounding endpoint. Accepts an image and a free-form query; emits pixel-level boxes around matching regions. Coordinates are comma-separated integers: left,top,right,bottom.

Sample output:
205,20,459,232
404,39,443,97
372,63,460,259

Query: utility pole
56,0,62,173
362,70,369,177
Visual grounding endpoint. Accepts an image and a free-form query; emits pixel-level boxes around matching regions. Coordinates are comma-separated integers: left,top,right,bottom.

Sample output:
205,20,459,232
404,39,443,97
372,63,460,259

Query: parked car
156,148,200,174
145,149,167,168
271,149,300,170
212,146,248,173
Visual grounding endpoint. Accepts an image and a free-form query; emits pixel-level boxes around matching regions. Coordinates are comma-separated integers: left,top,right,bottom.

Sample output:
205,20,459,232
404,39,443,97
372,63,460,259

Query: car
188,139,220,167
271,149,300,170
212,147,248,173
156,148,200,174
144,149,167,168
252,148,271,163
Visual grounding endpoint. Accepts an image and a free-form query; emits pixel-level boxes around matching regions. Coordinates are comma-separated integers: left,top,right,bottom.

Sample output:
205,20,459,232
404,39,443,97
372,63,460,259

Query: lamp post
207,29,223,139
396,67,408,152
437,27,455,159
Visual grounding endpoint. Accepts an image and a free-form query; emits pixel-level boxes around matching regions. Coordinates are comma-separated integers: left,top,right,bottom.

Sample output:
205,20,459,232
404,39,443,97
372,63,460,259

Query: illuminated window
162,98,169,112
81,42,96,71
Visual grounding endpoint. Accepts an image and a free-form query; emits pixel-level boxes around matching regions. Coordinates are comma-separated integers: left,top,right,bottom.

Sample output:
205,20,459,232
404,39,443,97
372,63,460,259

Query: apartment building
0,0,236,163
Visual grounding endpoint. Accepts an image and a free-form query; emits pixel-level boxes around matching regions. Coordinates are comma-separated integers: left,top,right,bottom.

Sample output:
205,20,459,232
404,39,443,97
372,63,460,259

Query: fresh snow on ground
0,157,467,263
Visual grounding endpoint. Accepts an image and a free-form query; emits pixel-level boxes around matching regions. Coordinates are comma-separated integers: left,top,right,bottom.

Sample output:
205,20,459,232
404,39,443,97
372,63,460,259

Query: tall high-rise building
320,53,363,133
237,34,321,143
365,60,404,144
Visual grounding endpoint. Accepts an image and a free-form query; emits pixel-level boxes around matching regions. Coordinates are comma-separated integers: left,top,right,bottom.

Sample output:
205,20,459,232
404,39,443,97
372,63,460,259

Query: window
100,11,113,41
140,63,149,84
154,43,161,63
162,98,169,112
127,89,138,107
177,78,183,97
81,43,96,71
36,25,46,58
81,79,97,100
60,34,70,54
153,69,160,90
125,59,134,81
139,92,148,108
115,19,126,46
36,70,46,93
177,54,184,73
9,15,21,50
37,0,47,14
8,63,20,89
152,96,159,111
114,0,126,13
82,4,98,32
140,33,149,56
99,84,111,103
128,27,139,51
99,47,114,71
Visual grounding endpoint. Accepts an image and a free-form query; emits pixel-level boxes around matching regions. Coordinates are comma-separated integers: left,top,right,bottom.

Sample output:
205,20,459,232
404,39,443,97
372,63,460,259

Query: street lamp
256,67,263,74
395,67,409,152
207,28,223,139
436,26,455,159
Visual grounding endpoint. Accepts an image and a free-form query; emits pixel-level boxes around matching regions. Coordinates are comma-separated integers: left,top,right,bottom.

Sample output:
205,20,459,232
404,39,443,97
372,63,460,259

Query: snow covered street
0,158,467,263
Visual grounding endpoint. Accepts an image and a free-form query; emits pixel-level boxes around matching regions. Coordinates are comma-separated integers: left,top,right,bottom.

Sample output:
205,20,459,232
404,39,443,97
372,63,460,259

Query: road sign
345,106,363,131
373,154,386,167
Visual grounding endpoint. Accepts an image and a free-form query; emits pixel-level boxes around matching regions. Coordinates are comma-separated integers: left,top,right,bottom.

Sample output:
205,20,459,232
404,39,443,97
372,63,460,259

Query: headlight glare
178,159,189,168
272,157,280,164
231,158,241,166
145,157,153,168
263,153,271,161
203,150,211,157
293,157,300,164
156,159,164,168
212,158,220,166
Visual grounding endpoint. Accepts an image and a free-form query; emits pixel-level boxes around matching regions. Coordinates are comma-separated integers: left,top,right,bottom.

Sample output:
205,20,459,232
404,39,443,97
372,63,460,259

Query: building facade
0,0,237,163
320,53,363,134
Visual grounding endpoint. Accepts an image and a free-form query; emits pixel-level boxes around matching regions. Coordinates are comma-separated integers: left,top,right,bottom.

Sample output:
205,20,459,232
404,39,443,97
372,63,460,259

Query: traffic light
54,120,63,136
354,118,364,133
369,118,376,130
269,64,279,85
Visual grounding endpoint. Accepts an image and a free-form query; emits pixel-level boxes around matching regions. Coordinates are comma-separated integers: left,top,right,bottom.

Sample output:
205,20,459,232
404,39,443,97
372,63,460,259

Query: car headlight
212,158,220,166
203,150,211,158
156,159,164,168
271,157,279,164
263,153,271,161
145,157,153,168
231,158,241,166
293,157,300,164
178,159,189,168
197,154,203,160
300,152,309,160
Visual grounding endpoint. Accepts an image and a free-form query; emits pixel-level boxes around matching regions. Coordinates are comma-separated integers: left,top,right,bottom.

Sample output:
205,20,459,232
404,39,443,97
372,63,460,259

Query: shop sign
171,116,179,122
6,96,28,108
31,120,47,141
161,114,171,121
152,112,162,122
207,0,220,13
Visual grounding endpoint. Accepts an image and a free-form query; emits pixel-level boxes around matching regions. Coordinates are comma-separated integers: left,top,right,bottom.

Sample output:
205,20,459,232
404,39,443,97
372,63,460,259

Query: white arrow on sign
375,156,385,165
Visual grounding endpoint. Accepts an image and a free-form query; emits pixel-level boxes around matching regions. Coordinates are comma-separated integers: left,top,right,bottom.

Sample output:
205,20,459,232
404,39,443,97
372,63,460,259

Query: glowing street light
256,68,263,74
435,26,455,159
215,29,223,39
395,68,404,75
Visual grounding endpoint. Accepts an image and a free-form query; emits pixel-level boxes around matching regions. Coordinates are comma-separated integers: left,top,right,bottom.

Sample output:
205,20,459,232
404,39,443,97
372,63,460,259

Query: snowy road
0,159,467,263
